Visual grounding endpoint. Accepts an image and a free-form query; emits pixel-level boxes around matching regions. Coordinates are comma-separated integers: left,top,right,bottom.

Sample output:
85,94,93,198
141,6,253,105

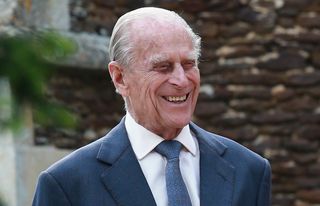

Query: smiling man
108,9,200,141
33,7,271,206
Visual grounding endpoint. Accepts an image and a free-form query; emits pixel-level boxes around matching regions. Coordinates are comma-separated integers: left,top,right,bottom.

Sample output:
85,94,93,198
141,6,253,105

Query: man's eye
183,61,196,69
154,63,171,72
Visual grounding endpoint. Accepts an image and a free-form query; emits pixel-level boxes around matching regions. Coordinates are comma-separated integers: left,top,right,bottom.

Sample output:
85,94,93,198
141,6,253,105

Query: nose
168,64,189,88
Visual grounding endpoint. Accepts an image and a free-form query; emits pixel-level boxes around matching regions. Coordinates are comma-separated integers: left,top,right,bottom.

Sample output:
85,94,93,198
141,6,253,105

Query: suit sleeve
32,171,71,206
257,159,272,206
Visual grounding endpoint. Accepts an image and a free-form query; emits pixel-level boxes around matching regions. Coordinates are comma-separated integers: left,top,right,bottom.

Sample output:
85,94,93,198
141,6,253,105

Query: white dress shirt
125,113,200,206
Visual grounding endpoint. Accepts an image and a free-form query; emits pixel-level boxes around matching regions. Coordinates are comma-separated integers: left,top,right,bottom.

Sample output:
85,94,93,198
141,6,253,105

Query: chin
167,116,192,128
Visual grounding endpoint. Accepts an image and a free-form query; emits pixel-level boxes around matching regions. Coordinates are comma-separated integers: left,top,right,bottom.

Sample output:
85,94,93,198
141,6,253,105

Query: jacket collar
97,119,234,206
190,122,235,206
97,118,157,206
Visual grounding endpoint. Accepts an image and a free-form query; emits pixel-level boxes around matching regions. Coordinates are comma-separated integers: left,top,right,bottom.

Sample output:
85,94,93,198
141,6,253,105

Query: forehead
130,20,195,62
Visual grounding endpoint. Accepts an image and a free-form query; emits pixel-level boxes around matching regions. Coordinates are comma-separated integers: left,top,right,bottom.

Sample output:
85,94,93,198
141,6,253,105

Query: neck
126,111,183,140
157,128,183,140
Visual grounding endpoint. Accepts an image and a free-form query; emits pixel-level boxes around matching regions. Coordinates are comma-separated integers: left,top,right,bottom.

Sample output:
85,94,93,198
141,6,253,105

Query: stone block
255,11,277,33
272,161,304,176
232,87,272,100
180,0,206,13
297,190,320,204
210,86,233,100
199,11,235,24
271,85,295,101
256,51,306,71
20,0,70,30
260,125,295,136
295,177,320,189
291,153,317,165
305,0,320,12
298,15,320,28
219,22,250,38
115,0,144,8
253,135,281,154
93,0,116,7
0,133,17,206
15,145,71,205
303,87,320,97
286,72,320,86
272,194,295,206
279,96,317,112
221,125,258,141
285,138,318,153
56,32,110,70
299,113,320,124
278,17,295,28
211,116,248,127
279,0,313,17
251,111,296,124
226,73,282,86
311,50,320,68
308,164,320,176
296,32,320,44
0,0,17,25
230,99,271,112
217,45,265,59
195,101,227,117
278,6,300,17
237,7,260,24
296,125,320,140
199,62,216,75
154,1,180,10
197,21,219,38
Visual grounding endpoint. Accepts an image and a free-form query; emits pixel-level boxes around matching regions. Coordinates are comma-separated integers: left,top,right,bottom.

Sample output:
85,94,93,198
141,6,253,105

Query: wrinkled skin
109,20,200,140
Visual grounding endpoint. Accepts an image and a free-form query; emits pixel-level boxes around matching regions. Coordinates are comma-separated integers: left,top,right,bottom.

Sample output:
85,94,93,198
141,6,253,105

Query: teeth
166,95,187,102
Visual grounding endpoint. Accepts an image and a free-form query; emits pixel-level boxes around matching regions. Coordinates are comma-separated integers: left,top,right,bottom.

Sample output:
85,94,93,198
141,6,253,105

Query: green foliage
0,32,77,129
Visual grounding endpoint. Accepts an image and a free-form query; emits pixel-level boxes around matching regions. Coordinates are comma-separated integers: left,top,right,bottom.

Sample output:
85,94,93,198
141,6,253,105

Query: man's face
122,23,200,139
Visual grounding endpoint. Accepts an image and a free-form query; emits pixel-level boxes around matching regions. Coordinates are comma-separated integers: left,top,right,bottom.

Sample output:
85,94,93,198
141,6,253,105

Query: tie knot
155,140,182,160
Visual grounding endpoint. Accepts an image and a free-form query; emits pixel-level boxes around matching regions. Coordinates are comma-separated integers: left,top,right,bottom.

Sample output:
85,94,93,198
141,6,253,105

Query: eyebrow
184,52,197,61
149,52,197,65
149,54,170,65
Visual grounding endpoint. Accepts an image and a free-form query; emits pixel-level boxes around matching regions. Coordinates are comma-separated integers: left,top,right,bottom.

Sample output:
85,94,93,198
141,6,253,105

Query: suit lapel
97,119,156,206
190,123,235,206
96,119,234,206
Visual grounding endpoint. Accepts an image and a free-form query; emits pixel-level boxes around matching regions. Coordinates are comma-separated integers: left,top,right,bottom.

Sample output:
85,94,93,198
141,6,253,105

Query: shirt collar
125,112,197,160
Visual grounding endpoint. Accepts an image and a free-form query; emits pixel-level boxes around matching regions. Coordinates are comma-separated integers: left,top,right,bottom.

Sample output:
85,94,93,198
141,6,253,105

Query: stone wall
32,0,320,206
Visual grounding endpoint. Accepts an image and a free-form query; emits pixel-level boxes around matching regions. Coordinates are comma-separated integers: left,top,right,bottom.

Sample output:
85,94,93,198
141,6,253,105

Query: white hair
108,7,201,68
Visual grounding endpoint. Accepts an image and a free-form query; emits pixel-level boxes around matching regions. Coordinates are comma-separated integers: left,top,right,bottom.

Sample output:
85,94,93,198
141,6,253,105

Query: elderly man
33,7,271,206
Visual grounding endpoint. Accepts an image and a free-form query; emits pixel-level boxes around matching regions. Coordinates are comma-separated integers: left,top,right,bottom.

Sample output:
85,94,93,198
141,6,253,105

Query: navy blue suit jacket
33,119,271,206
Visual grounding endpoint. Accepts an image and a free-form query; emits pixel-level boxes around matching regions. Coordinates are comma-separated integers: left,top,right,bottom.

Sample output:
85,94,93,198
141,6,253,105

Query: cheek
188,70,200,86
137,78,162,104
146,74,168,92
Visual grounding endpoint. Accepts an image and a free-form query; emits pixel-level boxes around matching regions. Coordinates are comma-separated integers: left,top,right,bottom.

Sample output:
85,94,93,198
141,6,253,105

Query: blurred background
0,0,320,205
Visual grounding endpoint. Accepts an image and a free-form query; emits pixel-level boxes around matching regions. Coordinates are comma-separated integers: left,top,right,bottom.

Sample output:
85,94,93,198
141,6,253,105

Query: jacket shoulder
190,122,268,170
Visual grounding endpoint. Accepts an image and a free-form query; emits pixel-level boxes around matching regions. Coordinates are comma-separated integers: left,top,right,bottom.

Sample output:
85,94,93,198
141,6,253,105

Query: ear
108,61,129,97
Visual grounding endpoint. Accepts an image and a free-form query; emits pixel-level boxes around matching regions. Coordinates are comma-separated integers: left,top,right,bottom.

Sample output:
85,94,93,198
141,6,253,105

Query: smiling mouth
163,93,189,103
